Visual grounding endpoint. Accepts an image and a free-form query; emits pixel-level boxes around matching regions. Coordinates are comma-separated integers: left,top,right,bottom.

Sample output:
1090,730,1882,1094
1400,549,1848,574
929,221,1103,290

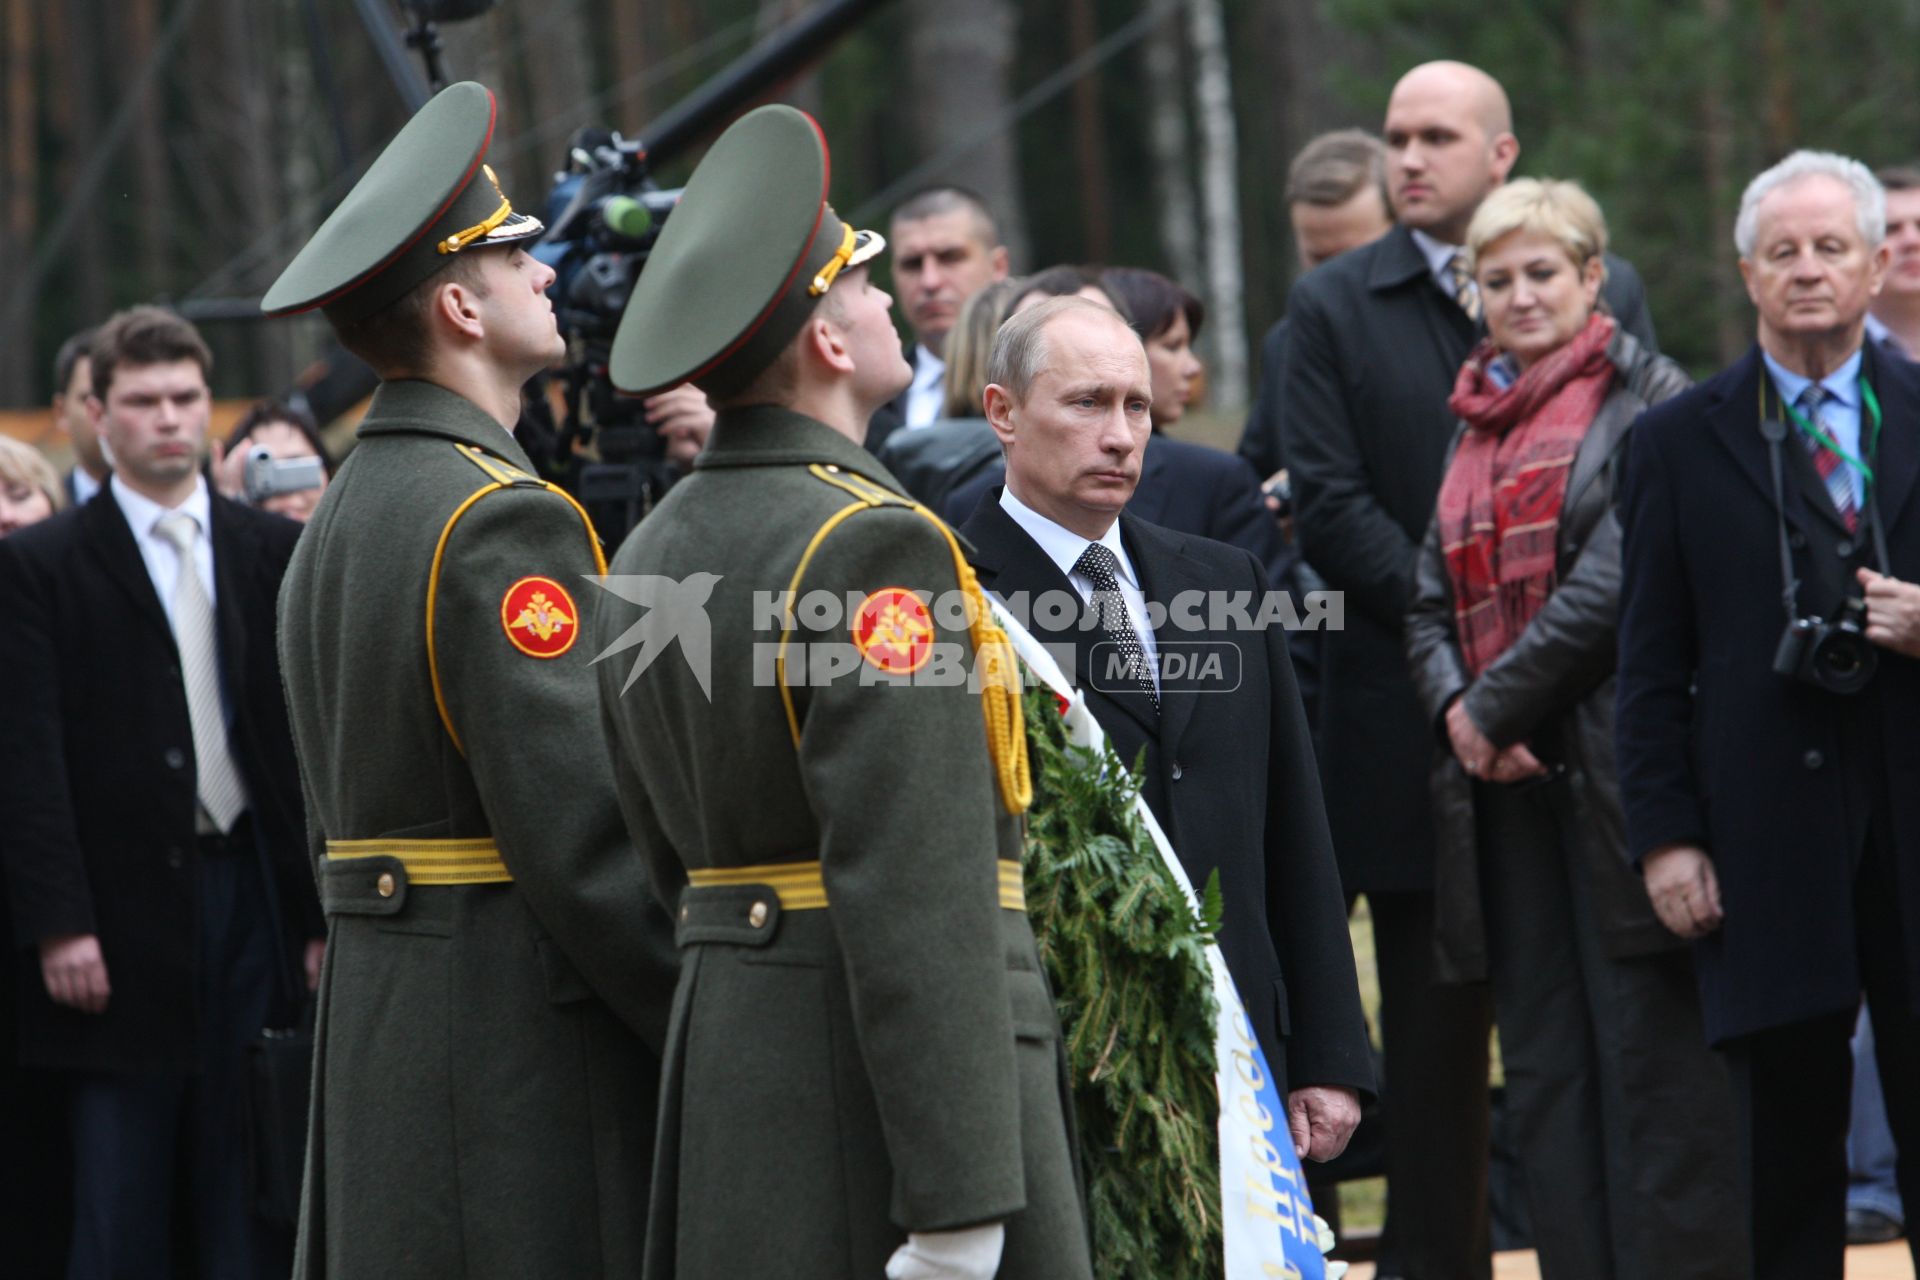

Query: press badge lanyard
1758,373,1892,623
1766,373,1882,494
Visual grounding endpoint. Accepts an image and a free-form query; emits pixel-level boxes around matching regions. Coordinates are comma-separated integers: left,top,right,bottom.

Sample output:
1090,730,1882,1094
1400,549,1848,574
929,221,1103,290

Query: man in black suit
866,186,1010,450
50,328,107,507
1277,61,1658,1279
959,296,1373,1159
1617,150,1920,1278
0,307,322,1279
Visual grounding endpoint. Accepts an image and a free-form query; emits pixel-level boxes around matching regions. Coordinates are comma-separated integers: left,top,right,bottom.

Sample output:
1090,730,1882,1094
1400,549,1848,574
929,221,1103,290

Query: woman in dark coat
1405,179,1746,1280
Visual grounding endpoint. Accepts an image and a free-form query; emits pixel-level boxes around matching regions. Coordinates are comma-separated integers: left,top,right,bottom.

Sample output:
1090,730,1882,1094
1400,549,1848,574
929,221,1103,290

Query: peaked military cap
262,81,543,325
610,104,884,399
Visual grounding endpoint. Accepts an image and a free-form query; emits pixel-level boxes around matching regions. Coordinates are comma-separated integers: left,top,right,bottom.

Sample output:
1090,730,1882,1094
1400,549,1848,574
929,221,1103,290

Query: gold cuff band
687,857,1026,912
325,837,513,885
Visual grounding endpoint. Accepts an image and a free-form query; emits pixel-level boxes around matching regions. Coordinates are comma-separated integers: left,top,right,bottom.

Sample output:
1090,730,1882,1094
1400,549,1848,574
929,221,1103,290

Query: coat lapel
1705,348,1829,536
960,495,1158,735
1123,515,1208,760
79,491,173,644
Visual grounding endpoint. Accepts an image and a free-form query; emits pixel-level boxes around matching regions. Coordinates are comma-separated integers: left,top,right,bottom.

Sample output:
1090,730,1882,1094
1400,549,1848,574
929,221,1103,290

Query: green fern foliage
1020,686,1224,1278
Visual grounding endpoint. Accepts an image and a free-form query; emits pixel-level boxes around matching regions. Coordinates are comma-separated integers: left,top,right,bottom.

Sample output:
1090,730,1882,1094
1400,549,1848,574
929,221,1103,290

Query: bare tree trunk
1187,0,1248,409
757,0,823,121
1758,0,1795,158
1699,0,1745,365
511,0,597,194
1065,0,1111,264
610,0,652,134
52,0,110,334
1142,10,1200,293
1,0,36,401
906,0,1028,268
126,0,172,297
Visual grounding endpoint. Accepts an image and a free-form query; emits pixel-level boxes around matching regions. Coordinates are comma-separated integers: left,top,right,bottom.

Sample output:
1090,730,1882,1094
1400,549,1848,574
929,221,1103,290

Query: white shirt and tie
998,486,1160,699
1412,227,1479,321
903,346,948,429
111,474,249,833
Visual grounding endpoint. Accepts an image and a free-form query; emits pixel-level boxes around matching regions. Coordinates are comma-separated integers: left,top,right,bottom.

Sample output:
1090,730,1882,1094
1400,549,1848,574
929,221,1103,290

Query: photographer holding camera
210,399,332,522
1616,150,1920,1278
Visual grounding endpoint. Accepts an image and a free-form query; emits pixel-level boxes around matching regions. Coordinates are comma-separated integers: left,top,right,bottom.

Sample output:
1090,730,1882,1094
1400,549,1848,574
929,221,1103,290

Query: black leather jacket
1405,328,1690,982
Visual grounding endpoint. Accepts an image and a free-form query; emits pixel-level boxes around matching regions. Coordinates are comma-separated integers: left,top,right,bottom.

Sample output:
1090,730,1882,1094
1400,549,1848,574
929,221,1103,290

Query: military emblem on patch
851,587,934,675
501,576,579,658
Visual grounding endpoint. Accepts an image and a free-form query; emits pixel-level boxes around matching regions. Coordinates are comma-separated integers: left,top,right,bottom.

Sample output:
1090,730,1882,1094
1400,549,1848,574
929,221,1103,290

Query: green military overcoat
277,379,679,1278
593,405,1092,1279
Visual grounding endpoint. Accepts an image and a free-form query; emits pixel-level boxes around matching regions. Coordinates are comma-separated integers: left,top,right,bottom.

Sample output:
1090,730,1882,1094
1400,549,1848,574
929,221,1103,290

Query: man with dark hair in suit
1278,60,1659,1279
1617,148,1920,1279
867,185,1010,448
49,328,106,507
0,305,324,1278
959,296,1373,1163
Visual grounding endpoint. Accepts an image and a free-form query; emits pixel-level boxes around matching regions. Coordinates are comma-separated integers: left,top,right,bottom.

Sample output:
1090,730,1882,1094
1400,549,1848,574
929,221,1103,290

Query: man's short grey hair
1734,150,1885,258
987,296,1136,401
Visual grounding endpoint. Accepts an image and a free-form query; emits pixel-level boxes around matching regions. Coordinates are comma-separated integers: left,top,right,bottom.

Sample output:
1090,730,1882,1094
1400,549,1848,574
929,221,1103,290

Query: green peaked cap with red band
261,81,544,326
609,104,884,400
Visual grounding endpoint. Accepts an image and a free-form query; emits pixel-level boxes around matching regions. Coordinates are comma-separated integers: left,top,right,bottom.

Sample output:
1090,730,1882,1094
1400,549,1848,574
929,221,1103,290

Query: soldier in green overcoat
262,82,678,1277
591,106,1093,1280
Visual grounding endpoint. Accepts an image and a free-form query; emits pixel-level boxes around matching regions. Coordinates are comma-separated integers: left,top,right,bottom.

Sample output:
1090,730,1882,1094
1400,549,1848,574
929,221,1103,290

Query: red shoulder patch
501,576,579,659
851,587,934,675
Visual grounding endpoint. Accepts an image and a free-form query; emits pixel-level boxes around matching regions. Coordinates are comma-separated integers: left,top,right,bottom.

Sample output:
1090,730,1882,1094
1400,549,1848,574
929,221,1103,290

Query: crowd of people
0,51,1915,1280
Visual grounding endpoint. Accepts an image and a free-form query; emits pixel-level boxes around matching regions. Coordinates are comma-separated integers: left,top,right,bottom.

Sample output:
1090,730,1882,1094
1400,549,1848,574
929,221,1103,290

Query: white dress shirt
998,485,1159,692
70,467,102,506
111,474,217,630
904,346,947,429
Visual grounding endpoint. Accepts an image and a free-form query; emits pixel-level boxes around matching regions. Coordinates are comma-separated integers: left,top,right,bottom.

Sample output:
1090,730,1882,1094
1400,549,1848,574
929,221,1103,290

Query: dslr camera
1773,594,1878,695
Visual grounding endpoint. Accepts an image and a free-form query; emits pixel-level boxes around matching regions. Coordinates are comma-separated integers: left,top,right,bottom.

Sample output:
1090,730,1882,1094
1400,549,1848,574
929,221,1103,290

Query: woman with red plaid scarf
1405,179,1748,1280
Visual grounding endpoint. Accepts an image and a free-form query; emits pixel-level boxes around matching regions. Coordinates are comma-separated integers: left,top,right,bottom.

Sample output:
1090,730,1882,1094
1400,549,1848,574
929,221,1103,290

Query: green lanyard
1779,374,1881,489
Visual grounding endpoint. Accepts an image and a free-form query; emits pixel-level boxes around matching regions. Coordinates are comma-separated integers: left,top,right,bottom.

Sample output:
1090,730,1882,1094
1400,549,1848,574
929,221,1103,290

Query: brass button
376,872,396,898
748,901,769,928
680,905,690,923
824,464,840,473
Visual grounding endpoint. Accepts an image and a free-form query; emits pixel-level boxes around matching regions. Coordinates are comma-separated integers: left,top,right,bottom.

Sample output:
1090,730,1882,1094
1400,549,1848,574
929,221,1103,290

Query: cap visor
848,228,885,268
478,210,545,247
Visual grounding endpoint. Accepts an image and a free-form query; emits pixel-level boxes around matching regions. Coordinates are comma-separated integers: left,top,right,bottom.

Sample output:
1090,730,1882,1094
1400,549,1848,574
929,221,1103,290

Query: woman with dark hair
213,399,334,522
1101,266,1204,427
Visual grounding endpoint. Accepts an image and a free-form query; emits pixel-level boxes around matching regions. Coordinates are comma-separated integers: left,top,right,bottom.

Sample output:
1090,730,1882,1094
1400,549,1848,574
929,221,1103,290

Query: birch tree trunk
906,0,1028,268
1,0,35,401
1187,0,1248,410
1142,9,1200,294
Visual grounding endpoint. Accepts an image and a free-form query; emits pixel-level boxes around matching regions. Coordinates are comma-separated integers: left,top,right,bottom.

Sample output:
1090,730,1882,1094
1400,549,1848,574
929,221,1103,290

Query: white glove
884,1222,1006,1280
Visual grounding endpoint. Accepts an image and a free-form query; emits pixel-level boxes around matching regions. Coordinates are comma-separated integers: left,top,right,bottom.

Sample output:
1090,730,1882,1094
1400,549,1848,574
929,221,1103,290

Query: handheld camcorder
242,446,325,507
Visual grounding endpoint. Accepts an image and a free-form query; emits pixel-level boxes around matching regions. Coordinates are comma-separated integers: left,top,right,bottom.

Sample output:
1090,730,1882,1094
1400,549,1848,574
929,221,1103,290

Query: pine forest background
4,0,1919,413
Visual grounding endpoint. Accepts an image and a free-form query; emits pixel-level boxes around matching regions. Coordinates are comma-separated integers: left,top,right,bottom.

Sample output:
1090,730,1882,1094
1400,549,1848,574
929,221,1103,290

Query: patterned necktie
1447,252,1481,323
154,512,248,832
1797,385,1859,532
1073,542,1158,712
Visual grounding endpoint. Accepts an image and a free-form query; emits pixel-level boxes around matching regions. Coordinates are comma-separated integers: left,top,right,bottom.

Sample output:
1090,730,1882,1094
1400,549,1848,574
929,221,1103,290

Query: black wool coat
1616,344,1920,1043
0,490,319,1071
959,496,1374,1099
1280,222,1656,893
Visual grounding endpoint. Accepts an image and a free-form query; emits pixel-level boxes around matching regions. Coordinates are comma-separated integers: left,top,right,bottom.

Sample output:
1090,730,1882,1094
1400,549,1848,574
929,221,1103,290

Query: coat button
163,747,187,769
679,905,690,923
748,901,769,928
1803,749,1825,770
376,872,396,898
1837,540,1854,557
1170,763,1184,781
165,846,184,869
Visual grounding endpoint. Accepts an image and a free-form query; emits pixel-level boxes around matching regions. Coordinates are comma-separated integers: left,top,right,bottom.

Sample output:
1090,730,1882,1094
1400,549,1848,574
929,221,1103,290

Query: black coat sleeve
1614,414,1708,861
1238,318,1290,480
0,536,95,945
1280,278,1421,628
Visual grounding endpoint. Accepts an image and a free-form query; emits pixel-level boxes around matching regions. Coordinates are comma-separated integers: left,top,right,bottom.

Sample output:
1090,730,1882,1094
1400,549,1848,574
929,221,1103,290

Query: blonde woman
1405,179,1745,1279
0,435,62,536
